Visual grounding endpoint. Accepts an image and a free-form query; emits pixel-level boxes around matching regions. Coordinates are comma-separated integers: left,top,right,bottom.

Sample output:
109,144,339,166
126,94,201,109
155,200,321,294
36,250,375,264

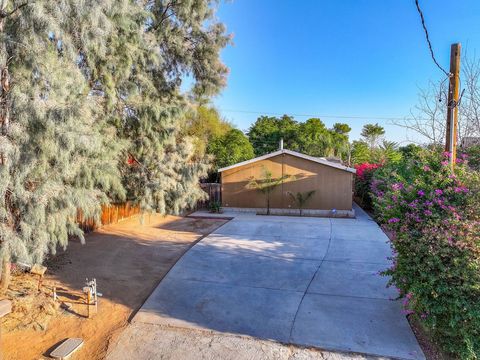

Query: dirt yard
1,214,228,360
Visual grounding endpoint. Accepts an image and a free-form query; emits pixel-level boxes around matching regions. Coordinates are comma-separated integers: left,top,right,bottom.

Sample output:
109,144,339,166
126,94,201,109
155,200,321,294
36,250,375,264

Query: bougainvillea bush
371,151,480,358
354,162,382,209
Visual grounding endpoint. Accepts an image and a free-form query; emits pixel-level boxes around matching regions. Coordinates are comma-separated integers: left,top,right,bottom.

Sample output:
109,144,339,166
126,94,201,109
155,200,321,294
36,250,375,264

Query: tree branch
0,2,30,19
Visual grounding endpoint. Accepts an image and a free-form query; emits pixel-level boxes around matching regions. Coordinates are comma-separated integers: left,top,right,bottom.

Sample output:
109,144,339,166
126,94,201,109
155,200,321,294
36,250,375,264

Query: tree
207,129,255,177
361,123,385,149
375,140,402,163
329,123,352,159
247,116,353,161
399,144,423,159
393,54,480,145
351,141,371,165
0,0,230,289
71,0,230,214
247,115,299,155
296,118,331,157
248,168,289,215
0,0,125,290
287,190,316,216
183,105,232,157
333,123,352,135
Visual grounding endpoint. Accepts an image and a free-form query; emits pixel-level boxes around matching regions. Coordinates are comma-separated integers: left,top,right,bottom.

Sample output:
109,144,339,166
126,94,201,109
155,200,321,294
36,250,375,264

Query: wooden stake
445,43,461,168
87,290,91,318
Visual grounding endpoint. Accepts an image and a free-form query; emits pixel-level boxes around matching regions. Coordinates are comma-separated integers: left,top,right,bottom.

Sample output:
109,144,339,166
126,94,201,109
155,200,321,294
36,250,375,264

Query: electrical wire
219,108,435,122
415,0,451,77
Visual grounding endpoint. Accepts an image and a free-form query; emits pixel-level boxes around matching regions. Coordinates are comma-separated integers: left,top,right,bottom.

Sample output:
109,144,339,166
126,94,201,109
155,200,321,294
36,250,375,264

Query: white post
449,106,455,168
279,138,284,150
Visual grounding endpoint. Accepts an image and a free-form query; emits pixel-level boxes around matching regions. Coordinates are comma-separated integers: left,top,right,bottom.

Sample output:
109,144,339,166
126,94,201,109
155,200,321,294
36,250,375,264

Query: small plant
208,201,222,213
287,190,316,216
248,167,290,215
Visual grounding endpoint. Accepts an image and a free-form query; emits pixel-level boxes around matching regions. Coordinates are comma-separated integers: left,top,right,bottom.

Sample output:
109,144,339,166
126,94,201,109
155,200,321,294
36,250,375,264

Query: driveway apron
133,205,424,359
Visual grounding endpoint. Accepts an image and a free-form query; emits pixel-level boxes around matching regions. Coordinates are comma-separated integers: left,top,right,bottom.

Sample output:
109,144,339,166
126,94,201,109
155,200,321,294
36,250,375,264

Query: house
218,148,356,217
461,137,480,148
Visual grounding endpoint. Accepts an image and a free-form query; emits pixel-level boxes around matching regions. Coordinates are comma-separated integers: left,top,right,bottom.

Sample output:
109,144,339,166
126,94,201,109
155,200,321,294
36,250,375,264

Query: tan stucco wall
221,153,353,210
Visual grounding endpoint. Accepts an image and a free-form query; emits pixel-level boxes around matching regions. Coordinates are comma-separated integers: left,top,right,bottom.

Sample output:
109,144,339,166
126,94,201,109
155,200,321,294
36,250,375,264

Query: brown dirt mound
1,273,59,333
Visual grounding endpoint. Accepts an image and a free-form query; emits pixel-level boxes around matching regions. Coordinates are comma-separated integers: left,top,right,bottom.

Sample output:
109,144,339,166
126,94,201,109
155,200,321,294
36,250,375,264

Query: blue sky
208,0,480,143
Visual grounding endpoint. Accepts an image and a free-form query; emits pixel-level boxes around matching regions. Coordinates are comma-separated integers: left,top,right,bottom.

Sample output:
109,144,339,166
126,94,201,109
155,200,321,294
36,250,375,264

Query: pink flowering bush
464,145,480,171
371,150,480,358
354,162,382,209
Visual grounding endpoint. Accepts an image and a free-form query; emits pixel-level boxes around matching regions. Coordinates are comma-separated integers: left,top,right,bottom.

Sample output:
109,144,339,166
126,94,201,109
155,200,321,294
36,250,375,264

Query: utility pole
445,43,461,168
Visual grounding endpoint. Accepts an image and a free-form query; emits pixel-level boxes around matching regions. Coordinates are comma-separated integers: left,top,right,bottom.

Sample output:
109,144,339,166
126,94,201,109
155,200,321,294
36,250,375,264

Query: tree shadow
45,214,230,316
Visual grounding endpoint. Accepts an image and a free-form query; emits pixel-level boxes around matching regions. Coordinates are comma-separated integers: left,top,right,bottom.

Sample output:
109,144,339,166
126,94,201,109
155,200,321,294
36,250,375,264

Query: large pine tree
63,0,230,213
0,0,229,289
0,0,126,289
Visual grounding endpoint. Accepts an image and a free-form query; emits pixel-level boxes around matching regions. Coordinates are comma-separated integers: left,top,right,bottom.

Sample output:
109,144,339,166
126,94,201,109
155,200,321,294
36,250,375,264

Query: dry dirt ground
1,214,228,360
106,323,379,360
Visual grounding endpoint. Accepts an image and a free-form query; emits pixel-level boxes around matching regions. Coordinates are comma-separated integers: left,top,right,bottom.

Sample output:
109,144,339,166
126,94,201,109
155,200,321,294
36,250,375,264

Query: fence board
195,183,221,210
77,202,140,233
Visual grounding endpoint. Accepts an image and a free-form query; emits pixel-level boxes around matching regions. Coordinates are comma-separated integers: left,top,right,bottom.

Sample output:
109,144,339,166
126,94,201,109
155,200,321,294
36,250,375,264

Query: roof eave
218,149,356,174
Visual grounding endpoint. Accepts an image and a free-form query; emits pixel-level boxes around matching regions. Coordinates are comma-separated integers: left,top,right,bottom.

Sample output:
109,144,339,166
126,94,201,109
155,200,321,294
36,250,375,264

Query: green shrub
463,145,480,171
208,201,222,214
371,150,480,358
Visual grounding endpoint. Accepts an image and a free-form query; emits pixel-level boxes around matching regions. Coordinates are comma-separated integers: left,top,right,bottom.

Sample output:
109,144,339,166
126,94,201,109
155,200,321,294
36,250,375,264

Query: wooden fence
196,183,221,210
77,202,141,232
77,183,221,231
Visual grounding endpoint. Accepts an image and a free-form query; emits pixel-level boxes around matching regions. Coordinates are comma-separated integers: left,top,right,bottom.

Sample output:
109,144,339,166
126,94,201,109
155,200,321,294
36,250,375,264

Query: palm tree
287,190,316,216
248,167,290,215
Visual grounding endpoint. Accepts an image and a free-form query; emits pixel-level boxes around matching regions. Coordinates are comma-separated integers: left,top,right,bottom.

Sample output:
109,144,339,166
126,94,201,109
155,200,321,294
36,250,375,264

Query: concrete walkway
115,206,424,359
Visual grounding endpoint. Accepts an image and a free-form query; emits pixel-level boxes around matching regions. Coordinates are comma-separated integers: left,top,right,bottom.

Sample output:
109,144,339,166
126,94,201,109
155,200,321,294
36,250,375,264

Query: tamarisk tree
0,0,125,290
64,0,230,213
0,0,230,290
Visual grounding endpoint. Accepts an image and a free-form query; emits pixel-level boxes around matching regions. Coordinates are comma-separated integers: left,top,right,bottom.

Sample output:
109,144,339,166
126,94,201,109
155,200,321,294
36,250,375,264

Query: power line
414,0,451,77
219,108,435,122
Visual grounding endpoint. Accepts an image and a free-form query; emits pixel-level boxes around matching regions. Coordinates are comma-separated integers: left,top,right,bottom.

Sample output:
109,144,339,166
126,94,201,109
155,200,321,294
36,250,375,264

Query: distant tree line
247,115,351,159
185,106,418,180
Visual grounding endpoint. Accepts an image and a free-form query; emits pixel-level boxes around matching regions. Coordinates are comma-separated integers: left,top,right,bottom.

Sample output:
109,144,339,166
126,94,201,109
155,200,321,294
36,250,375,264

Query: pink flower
355,162,382,179
391,183,404,191
435,189,443,195
417,190,425,196
388,218,401,223
423,165,431,171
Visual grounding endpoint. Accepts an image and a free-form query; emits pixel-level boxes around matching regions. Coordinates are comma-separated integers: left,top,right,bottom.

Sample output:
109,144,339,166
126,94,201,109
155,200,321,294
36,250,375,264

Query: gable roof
218,149,356,174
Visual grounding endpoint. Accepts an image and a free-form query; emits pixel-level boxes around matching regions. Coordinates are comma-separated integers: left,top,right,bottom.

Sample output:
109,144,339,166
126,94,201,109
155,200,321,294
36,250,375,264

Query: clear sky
210,0,480,143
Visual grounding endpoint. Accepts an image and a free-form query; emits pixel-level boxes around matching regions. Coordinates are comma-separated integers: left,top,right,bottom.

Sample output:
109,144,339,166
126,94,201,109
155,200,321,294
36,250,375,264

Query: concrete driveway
127,206,424,359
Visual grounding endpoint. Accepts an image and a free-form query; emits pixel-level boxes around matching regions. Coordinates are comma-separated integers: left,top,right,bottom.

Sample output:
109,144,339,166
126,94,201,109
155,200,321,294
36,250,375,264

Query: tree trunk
266,194,270,215
0,256,11,294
